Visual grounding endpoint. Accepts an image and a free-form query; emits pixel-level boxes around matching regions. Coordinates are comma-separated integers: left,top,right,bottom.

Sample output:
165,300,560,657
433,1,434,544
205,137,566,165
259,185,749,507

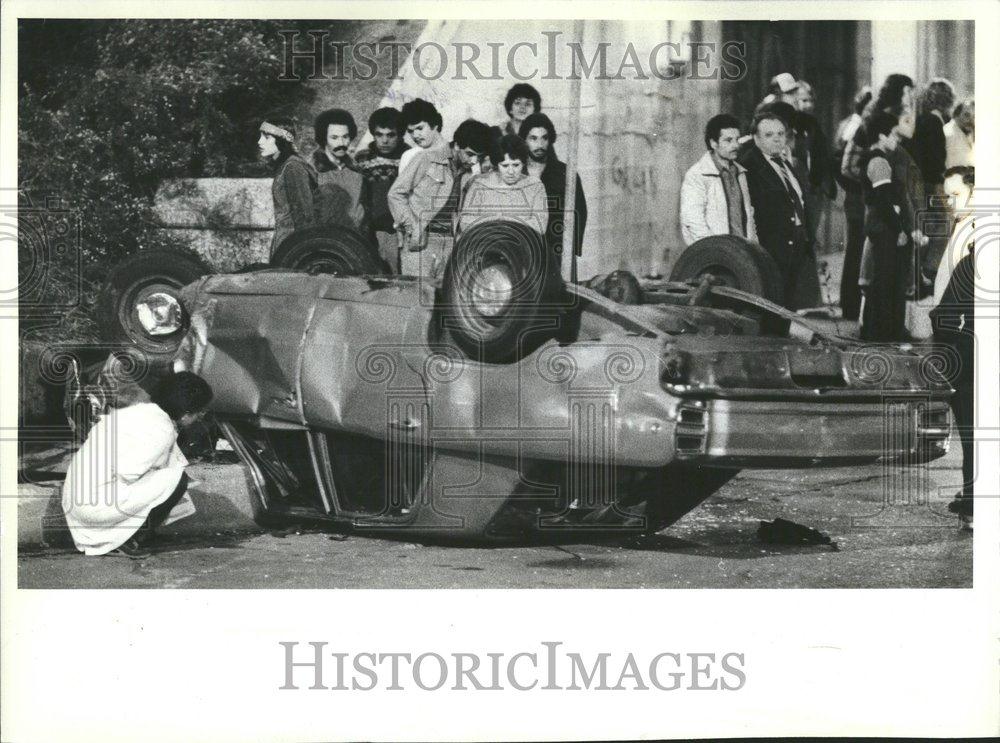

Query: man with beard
311,108,367,233
518,112,588,266
354,107,410,271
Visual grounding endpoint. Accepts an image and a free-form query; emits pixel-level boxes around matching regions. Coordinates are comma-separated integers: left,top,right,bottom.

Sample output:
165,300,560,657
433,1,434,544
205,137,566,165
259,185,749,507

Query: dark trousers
140,471,189,539
776,229,810,310
951,382,975,503
861,234,911,342
942,350,974,505
840,197,865,320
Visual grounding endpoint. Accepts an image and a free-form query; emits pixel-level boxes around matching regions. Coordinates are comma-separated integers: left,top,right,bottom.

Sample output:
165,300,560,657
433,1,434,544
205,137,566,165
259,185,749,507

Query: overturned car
102,225,954,539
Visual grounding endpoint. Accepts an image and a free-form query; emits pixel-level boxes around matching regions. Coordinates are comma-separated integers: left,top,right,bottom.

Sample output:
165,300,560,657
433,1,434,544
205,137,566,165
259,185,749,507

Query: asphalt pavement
16,264,972,589
17,435,971,589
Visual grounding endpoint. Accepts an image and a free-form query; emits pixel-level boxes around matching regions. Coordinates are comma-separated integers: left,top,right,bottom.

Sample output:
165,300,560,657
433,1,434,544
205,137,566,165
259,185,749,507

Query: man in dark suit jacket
739,111,811,309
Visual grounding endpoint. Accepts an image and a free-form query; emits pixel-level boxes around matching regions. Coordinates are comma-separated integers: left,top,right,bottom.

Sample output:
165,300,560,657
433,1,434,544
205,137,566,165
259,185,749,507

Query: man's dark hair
943,165,974,187
490,134,530,169
866,110,899,140
367,107,404,135
452,119,492,153
504,83,542,116
704,114,742,149
313,108,358,146
401,98,443,131
873,73,915,116
751,111,788,136
518,113,557,145
853,86,873,116
151,372,213,422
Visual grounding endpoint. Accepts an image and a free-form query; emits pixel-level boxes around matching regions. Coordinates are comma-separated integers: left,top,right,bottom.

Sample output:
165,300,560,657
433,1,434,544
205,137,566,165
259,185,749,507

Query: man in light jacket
680,114,757,246
387,98,454,277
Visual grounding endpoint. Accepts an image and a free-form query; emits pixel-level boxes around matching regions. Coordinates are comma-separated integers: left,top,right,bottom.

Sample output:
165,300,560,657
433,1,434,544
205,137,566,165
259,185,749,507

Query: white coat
679,151,758,246
61,402,194,555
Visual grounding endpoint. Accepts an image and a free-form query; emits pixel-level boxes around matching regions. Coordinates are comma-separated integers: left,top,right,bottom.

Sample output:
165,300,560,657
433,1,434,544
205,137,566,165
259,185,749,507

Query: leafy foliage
18,20,317,338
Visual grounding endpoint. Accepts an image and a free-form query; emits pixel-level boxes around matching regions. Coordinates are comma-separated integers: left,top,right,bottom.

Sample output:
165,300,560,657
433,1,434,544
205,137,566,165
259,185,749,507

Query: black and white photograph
3,2,997,740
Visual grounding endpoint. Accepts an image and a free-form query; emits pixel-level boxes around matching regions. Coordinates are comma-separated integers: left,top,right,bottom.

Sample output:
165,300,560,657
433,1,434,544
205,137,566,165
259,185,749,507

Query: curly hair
918,78,956,117
503,83,542,115
703,113,742,149
313,108,358,146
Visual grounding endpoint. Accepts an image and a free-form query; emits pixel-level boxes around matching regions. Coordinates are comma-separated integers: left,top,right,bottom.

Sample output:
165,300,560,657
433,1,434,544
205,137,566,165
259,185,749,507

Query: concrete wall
870,20,974,99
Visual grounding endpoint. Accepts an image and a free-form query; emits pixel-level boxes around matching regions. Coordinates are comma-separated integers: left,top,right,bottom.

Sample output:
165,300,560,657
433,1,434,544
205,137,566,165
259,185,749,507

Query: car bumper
671,397,951,468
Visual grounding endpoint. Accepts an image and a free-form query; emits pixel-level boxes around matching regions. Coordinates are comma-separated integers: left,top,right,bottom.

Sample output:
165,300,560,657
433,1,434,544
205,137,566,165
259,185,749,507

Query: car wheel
440,220,565,364
97,247,210,364
270,225,387,275
670,235,782,304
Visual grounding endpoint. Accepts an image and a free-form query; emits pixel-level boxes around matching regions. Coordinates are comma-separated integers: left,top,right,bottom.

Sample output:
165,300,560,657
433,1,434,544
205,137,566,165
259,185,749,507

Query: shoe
947,496,973,518
109,538,151,559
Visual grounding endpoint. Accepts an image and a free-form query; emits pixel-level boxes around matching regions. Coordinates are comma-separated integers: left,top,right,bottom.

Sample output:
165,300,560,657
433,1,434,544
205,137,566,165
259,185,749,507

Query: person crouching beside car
61,372,214,558
457,134,548,239
259,117,317,257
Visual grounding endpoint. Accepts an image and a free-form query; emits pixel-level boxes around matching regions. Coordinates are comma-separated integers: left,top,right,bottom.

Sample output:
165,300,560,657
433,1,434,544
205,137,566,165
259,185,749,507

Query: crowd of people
63,74,977,558
256,82,587,279
681,71,975,339
681,71,976,527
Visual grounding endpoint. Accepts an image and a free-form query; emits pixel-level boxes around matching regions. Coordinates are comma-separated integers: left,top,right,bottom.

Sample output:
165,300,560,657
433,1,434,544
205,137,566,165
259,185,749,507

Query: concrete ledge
16,462,263,550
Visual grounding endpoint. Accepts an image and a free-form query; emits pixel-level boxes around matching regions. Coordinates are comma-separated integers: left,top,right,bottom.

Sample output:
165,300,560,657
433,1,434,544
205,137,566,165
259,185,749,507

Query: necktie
771,156,805,225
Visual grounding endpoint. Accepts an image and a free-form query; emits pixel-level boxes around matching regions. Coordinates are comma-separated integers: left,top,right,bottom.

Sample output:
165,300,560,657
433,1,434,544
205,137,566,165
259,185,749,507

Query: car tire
670,235,783,303
440,220,565,364
270,225,387,275
97,247,210,364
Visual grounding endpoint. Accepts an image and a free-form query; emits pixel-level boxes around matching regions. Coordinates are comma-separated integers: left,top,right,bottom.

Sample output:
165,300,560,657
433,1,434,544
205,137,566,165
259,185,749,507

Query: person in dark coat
842,73,914,183
739,110,811,309
518,113,588,268
858,112,910,342
931,165,976,529
354,107,410,270
259,117,318,257
912,78,957,283
834,86,873,320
